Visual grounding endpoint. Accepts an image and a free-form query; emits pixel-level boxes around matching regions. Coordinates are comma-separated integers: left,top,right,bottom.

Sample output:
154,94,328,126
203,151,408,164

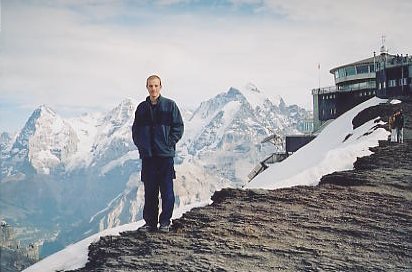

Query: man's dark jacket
132,95,184,158
396,113,404,129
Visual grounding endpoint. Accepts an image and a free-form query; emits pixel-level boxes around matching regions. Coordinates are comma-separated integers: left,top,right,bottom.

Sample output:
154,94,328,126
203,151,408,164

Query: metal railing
311,86,337,95
312,82,376,95
338,82,376,92
376,56,412,71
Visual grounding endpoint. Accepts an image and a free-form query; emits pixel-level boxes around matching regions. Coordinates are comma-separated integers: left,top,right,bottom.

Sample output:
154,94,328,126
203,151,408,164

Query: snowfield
247,97,389,189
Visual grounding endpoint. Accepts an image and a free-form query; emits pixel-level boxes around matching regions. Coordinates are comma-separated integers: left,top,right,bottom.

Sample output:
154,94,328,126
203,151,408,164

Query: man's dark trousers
142,157,175,227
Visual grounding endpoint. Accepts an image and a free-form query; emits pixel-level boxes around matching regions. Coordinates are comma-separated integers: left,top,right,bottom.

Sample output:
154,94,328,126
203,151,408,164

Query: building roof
330,53,392,74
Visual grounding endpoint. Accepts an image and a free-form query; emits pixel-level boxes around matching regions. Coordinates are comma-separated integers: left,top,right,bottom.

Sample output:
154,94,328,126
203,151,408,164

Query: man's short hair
146,75,162,87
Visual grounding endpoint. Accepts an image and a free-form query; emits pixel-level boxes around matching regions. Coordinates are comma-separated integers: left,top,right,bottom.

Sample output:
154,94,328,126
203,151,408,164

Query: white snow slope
247,97,389,189
24,97,390,272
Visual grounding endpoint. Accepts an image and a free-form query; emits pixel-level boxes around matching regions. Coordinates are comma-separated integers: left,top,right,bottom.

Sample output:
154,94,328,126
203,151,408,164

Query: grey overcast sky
1,0,411,132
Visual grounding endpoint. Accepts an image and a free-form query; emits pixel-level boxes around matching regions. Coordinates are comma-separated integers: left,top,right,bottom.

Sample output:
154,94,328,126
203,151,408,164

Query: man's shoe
138,224,157,233
159,224,170,233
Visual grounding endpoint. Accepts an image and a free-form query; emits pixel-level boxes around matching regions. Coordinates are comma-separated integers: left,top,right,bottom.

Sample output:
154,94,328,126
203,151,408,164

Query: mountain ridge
1,85,310,261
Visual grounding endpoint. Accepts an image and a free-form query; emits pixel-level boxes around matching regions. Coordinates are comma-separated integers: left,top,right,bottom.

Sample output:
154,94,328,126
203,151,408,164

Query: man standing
395,109,404,143
132,75,184,232
389,113,396,142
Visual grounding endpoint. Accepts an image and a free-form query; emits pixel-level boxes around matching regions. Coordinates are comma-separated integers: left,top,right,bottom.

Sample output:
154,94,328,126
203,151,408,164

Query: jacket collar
146,95,163,105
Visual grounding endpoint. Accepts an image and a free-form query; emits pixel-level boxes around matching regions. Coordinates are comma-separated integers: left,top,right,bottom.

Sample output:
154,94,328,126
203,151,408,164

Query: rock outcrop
72,98,412,272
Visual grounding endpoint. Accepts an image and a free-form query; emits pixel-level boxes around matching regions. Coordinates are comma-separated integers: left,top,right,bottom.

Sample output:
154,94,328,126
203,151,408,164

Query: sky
1,0,411,132
24,96,391,272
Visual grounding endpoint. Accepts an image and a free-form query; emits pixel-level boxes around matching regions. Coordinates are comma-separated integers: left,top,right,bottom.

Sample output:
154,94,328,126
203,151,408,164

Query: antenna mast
380,35,388,54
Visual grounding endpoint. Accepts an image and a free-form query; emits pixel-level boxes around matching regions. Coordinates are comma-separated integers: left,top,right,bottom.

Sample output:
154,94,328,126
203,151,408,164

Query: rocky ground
72,98,412,272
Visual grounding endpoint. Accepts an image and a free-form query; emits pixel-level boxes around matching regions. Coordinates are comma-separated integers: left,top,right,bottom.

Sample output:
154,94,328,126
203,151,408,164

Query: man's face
147,78,161,100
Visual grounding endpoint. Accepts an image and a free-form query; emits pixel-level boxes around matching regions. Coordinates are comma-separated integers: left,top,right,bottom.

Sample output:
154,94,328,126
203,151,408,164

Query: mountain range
0,83,310,257
21,96,404,272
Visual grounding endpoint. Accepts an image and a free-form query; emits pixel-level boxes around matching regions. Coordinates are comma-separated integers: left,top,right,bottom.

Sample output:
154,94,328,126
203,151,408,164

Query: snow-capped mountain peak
37,104,57,116
2,89,311,264
240,82,282,108
7,105,79,175
184,85,307,185
3,99,139,176
244,82,260,93
102,98,137,126
12,105,55,149
11,104,63,154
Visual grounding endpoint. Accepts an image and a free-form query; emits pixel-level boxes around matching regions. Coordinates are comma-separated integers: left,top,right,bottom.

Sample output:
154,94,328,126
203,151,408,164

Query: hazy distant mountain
184,83,306,184
0,84,310,257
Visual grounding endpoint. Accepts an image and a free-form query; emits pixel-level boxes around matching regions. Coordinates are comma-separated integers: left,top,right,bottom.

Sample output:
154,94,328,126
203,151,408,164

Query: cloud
0,0,411,132
155,0,193,6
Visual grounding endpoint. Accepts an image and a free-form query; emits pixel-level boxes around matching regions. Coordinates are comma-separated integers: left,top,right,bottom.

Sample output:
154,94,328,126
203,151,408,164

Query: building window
376,62,381,70
383,81,386,88
389,79,396,87
345,66,356,76
338,68,346,78
399,78,407,86
356,65,369,74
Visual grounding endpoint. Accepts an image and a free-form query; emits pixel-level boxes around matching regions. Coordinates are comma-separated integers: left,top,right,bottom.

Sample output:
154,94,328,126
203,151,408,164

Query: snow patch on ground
246,97,389,189
23,201,211,272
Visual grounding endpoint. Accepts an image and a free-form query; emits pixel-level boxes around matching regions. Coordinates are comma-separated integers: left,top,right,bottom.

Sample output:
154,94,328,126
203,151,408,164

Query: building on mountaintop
312,42,412,131
248,40,411,183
